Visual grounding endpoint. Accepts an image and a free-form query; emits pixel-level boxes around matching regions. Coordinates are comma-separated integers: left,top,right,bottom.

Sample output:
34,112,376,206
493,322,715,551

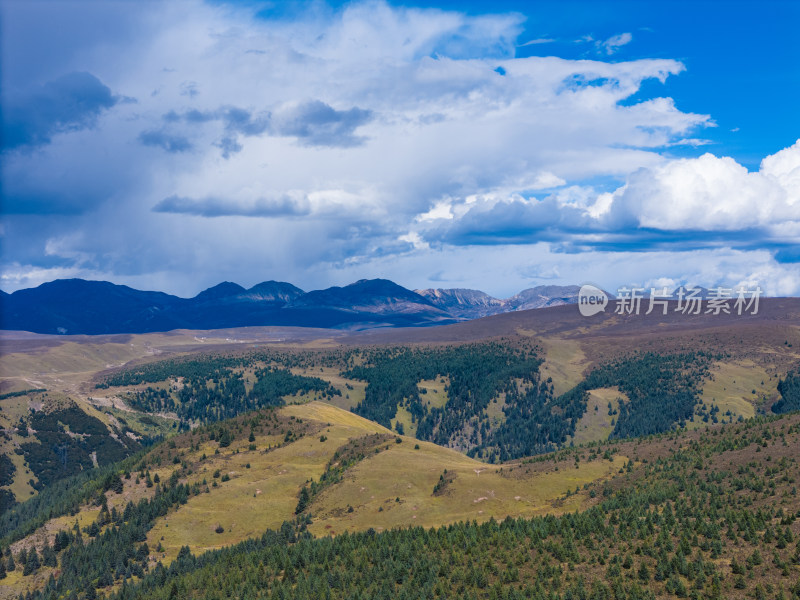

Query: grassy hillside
570,387,626,446
1,400,630,598
2,305,799,599
4,318,798,510
3,403,800,600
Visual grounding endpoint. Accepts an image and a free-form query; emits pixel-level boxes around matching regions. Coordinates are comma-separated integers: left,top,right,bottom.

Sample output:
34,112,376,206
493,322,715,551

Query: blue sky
1,0,799,298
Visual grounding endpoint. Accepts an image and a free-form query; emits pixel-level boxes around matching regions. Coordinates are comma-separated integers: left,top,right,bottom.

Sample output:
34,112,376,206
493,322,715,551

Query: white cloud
611,140,800,233
402,139,800,273
306,243,800,299
518,38,556,47
417,201,455,222
599,32,633,55
398,231,430,250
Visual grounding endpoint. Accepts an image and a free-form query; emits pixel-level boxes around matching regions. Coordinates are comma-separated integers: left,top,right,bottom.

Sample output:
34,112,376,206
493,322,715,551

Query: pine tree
41,541,57,567
295,486,310,514
53,531,65,552
23,548,40,576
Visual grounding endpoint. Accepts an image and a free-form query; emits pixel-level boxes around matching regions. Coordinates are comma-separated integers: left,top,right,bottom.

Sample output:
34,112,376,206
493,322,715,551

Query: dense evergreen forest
343,342,545,453
2,397,144,514
774,366,800,415
93,345,718,463
127,367,336,427
0,454,147,546
344,345,713,461
0,455,16,515
5,410,800,600
97,352,345,389
20,404,141,489
98,353,340,428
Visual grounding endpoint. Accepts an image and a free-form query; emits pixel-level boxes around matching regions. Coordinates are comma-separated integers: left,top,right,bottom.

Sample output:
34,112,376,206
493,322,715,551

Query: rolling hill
2,298,798,505
0,299,799,599
2,398,800,600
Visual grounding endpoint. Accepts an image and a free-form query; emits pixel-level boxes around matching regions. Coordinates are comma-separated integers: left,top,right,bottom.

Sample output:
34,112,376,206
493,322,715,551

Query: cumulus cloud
610,140,800,233
412,140,800,255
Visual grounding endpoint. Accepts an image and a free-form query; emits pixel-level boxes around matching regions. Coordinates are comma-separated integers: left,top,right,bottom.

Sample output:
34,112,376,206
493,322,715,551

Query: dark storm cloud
156,102,368,155
272,101,373,148
138,130,193,153
158,106,269,157
1,72,118,151
221,107,270,136
152,194,311,217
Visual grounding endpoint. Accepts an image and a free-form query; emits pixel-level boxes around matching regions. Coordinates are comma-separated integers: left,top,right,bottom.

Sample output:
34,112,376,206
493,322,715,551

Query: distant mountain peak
505,285,583,311
193,281,247,301
416,288,503,320
289,278,437,311
244,281,305,303
346,278,414,293
0,278,640,336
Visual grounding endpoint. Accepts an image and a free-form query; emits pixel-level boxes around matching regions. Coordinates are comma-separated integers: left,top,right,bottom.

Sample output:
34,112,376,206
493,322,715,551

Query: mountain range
415,285,588,319
0,278,600,335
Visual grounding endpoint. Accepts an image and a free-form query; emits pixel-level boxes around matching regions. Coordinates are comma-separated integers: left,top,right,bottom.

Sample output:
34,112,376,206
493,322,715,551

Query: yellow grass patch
146,403,390,560
142,402,626,563
571,388,626,446
391,404,416,437
484,394,507,428
289,367,366,410
418,377,449,409
307,438,627,536
696,360,775,426
538,337,590,397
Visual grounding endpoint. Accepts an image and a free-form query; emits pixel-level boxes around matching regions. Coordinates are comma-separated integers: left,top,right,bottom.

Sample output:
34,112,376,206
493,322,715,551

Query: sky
1,0,799,299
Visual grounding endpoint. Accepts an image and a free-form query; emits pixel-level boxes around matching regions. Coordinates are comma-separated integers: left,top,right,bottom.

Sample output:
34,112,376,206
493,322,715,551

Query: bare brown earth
4,297,798,354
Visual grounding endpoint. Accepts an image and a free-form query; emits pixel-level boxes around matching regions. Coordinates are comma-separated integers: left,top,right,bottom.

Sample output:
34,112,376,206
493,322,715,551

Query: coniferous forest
3,410,800,600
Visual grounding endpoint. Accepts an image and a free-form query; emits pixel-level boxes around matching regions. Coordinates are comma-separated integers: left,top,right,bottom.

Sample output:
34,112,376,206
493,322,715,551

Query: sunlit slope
570,387,626,445
139,402,624,560
2,400,624,581
695,359,777,424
